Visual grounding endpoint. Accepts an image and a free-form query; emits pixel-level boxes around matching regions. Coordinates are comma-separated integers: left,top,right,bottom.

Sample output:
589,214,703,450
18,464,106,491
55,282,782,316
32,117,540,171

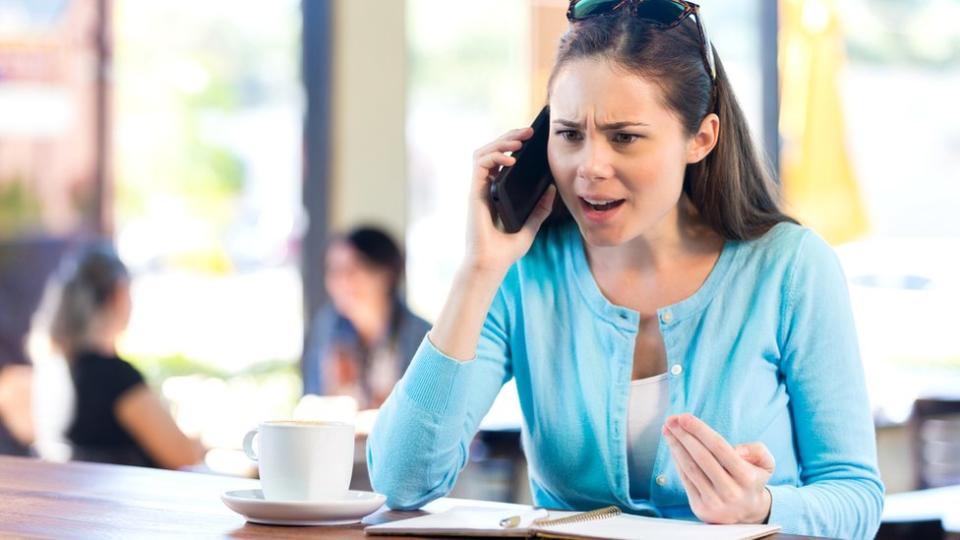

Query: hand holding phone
429,118,557,365
488,106,555,233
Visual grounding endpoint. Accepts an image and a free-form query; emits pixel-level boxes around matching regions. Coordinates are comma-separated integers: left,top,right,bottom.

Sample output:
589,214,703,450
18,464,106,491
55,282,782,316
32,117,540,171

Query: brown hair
546,11,796,240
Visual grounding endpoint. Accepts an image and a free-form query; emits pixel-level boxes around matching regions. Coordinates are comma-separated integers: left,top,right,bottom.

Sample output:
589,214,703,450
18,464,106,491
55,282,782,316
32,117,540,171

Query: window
113,0,304,449
834,0,960,422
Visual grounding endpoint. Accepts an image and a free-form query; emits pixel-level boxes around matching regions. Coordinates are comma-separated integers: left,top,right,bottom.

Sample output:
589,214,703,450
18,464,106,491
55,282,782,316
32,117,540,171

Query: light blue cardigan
367,221,884,539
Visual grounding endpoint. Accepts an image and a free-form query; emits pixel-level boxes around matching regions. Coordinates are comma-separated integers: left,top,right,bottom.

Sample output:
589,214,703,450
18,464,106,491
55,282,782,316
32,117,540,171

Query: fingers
502,126,534,142
474,136,526,161
476,152,516,172
664,427,716,501
735,442,776,474
471,127,534,198
667,414,751,484
471,152,514,201
677,467,702,502
473,128,532,164
664,422,739,501
664,415,777,525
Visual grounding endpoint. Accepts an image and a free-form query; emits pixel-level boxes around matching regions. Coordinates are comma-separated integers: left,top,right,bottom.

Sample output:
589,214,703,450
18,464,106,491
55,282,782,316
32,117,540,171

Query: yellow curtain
779,0,869,245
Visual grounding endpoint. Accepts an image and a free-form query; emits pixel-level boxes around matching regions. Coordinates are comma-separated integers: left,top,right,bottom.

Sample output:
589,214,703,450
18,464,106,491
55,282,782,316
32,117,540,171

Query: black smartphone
488,106,554,233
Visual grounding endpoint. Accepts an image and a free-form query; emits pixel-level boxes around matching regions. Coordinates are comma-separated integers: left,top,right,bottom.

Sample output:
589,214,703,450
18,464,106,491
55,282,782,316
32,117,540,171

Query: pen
499,508,550,528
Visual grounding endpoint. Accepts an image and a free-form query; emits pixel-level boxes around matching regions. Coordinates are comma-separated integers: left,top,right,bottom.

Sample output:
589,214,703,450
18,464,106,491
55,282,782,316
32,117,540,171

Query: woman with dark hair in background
50,243,204,469
368,1,883,538
301,226,430,409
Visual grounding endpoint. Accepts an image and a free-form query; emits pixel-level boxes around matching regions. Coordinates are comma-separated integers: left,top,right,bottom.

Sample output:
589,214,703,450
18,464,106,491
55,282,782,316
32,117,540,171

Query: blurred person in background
0,361,33,455
46,243,204,469
1,238,78,457
302,226,430,409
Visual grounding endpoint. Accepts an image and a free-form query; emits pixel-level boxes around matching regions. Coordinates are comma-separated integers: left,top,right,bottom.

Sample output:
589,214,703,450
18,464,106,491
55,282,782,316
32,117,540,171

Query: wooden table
0,456,823,539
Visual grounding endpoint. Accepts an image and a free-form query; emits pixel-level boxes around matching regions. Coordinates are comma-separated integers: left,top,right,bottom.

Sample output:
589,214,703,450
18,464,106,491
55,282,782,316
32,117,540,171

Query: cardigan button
671,364,683,376
661,311,673,324
656,474,667,486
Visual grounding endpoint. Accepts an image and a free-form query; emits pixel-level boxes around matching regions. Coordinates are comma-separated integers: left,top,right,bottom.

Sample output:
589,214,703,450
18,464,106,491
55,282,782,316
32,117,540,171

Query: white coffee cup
242,420,355,501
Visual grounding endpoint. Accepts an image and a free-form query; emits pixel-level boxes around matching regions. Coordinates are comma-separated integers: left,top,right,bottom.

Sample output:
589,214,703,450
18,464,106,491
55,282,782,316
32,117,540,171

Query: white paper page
366,506,537,536
538,513,781,540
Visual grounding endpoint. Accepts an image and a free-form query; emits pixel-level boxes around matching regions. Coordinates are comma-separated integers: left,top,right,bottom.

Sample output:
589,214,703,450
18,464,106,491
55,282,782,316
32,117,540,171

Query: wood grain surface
0,456,826,539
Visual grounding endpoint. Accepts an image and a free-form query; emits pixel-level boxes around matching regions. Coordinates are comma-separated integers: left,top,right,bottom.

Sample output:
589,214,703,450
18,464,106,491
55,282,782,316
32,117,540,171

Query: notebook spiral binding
533,506,622,527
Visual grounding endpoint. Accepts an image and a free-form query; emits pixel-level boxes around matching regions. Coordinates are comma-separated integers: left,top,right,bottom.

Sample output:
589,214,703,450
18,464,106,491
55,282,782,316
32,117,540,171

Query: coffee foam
262,420,352,428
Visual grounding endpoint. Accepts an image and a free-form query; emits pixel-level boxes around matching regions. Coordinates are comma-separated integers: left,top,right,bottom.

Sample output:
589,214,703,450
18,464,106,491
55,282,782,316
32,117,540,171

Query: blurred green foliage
886,354,960,370
125,352,302,413
0,178,42,238
126,353,298,386
113,1,299,272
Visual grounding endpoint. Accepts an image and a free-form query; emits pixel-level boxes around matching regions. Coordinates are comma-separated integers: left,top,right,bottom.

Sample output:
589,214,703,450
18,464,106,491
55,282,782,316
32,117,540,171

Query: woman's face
547,58,714,247
324,241,391,318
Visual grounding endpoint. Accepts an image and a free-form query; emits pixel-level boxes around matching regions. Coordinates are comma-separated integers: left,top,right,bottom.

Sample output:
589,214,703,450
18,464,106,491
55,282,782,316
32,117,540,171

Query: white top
626,372,670,500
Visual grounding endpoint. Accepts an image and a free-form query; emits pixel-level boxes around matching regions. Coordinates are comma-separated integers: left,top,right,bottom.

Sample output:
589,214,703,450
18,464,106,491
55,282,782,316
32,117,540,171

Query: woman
50,244,204,469
301,226,430,409
367,1,883,538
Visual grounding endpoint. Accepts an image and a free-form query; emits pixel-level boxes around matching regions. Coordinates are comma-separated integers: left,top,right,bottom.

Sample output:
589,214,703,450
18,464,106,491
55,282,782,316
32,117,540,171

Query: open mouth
580,197,626,212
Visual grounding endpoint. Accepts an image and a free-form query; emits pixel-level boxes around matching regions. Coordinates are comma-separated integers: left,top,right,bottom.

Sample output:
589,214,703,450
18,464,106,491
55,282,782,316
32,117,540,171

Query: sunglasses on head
566,0,717,83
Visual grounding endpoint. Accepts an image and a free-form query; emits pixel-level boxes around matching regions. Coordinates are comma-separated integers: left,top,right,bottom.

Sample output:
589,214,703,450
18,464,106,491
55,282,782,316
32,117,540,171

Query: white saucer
221,489,386,526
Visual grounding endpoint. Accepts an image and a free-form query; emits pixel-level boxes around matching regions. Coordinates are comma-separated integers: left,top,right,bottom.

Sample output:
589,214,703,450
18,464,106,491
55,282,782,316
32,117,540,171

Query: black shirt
66,350,156,467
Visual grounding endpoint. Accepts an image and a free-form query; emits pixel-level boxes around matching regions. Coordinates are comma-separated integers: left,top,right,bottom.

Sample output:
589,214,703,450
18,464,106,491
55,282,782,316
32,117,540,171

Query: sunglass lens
633,0,687,26
571,0,623,19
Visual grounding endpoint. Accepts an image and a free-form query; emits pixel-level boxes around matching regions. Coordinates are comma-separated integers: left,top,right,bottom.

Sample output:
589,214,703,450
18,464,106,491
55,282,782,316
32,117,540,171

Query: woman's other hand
663,413,775,525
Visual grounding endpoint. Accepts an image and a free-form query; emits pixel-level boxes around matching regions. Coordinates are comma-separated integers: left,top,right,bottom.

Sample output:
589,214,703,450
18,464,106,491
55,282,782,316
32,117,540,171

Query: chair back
911,398,960,490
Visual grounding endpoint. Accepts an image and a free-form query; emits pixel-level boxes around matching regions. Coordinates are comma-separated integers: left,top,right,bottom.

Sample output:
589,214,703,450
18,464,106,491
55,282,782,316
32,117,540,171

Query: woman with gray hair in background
47,243,204,469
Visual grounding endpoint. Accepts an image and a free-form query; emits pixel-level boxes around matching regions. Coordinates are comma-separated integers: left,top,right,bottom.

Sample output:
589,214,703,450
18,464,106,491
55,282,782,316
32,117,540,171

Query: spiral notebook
365,505,782,540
